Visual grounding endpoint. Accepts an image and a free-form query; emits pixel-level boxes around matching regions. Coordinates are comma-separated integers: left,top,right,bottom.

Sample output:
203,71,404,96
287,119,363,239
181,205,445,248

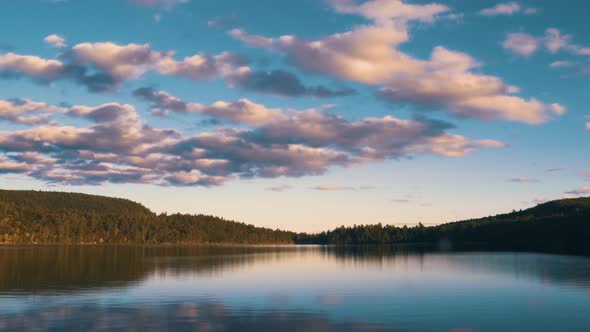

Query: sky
0,0,589,232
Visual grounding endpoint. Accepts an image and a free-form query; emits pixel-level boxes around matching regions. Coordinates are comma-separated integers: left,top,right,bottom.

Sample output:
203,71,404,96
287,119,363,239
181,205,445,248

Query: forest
1,189,589,254
296,197,590,255
0,190,294,244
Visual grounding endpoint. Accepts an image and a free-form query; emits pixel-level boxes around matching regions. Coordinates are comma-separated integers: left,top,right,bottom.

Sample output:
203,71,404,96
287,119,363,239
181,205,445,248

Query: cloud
532,197,546,204
0,42,249,92
503,33,539,57
0,53,64,79
66,43,246,83
312,185,356,191
329,0,450,23
479,2,535,16
190,99,287,125
127,0,189,7
230,1,564,125
565,186,590,196
3,41,351,99
0,99,63,125
135,89,506,158
0,155,31,174
545,28,572,54
585,116,590,131
133,87,187,115
228,69,356,98
311,185,375,191
134,90,287,124
549,61,573,68
509,28,590,58
44,34,67,49
0,97,503,186
266,185,291,192
509,177,540,183
66,42,167,82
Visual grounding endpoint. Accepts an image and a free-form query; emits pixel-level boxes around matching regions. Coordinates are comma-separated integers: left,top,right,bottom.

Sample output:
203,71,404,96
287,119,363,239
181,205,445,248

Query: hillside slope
297,198,590,255
0,190,294,244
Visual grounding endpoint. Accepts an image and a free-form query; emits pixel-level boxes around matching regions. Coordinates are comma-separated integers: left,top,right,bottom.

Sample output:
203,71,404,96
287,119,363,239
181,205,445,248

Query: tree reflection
0,245,300,293
1,245,590,294
0,301,401,332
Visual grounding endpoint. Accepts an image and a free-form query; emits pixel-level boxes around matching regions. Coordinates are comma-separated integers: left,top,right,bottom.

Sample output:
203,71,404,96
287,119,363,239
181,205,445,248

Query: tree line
296,198,590,255
0,190,294,244
1,189,589,254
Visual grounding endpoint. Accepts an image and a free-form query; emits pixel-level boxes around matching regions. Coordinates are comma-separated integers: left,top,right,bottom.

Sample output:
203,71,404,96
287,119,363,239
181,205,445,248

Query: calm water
1,246,590,332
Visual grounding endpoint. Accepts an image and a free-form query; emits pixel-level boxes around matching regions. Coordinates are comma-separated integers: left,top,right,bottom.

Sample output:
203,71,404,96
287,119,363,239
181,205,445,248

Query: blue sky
0,0,588,232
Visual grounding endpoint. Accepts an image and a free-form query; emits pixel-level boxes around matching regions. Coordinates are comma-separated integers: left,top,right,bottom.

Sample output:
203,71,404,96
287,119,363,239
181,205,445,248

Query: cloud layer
0,42,248,92
230,0,565,124
0,95,503,186
0,40,354,99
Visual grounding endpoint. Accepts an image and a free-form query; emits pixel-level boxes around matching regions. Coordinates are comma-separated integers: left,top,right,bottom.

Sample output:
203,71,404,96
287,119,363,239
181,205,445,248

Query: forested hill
0,190,294,244
1,189,589,253
0,190,153,216
295,197,590,255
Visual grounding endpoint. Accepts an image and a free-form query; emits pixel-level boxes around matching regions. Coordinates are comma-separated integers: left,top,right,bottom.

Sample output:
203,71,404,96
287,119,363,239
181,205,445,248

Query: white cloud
549,61,573,68
329,0,450,23
545,28,571,53
187,99,287,125
480,2,521,16
503,33,539,57
44,34,67,48
0,53,64,78
479,2,537,16
544,28,590,56
0,99,64,125
1,42,248,91
230,1,564,125
69,42,170,82
500,28,589,58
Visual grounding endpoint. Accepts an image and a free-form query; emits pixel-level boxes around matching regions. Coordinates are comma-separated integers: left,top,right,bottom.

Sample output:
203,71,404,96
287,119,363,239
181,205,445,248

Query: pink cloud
503,33,539,57
0,96,504,186
43,34,67,48
565,186,590,195
230,1,564,125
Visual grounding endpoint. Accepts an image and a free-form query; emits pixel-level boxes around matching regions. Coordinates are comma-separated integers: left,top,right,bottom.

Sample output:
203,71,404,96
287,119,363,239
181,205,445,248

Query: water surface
1,245,590,331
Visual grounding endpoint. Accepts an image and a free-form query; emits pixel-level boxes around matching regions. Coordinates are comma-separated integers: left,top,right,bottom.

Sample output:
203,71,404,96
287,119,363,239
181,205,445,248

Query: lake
1,245,590,332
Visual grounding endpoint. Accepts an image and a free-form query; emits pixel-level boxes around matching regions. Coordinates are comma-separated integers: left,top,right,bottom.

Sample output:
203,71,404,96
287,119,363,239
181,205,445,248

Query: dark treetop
0,190,294,244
